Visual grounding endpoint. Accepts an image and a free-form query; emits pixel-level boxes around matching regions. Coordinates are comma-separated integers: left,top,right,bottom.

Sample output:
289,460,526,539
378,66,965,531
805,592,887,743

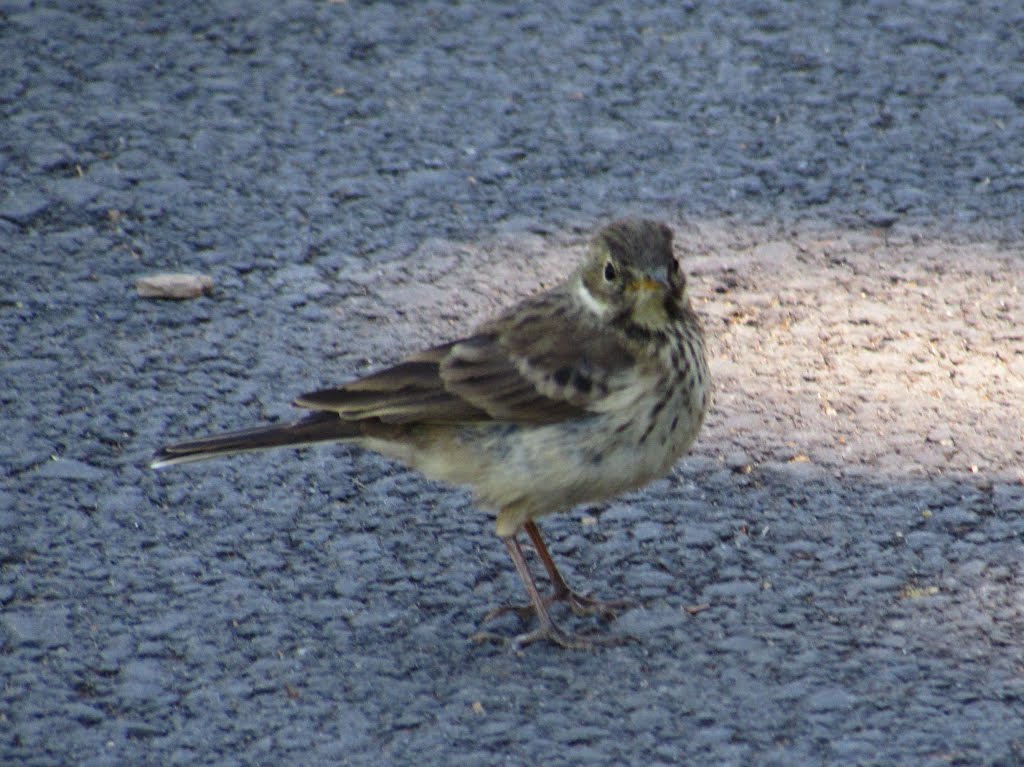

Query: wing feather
294,290,638,425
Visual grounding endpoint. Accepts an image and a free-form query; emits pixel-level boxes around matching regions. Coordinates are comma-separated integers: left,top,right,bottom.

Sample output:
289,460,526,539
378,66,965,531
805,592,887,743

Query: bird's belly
419,405,701,520
355,378,707,538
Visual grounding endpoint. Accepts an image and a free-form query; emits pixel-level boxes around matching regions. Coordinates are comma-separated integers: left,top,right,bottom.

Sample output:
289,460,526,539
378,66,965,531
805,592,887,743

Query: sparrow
153,219,711,649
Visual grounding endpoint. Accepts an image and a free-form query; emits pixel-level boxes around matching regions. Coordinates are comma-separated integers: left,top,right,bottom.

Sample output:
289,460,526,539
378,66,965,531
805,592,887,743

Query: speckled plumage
154,220,710,648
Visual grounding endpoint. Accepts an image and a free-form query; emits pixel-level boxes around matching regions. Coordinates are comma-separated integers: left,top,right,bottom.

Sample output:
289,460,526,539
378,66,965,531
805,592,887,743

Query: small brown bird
153,219,711,649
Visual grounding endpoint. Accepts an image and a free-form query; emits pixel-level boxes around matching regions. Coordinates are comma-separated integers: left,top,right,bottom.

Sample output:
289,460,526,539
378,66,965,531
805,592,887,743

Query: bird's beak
626,275,668,294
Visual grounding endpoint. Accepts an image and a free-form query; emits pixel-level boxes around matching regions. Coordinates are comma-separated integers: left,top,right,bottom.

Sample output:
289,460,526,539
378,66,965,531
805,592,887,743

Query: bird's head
577,219,688,333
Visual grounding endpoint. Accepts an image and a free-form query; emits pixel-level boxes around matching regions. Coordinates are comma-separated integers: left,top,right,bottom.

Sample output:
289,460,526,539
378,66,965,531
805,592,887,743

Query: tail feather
151,411,358,468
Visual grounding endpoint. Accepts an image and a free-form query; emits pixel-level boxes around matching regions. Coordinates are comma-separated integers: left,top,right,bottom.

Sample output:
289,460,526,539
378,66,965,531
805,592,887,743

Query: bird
152,219,711,649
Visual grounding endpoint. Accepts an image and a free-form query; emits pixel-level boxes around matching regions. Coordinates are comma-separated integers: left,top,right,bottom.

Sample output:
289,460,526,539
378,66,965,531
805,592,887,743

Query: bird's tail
151,411,359,469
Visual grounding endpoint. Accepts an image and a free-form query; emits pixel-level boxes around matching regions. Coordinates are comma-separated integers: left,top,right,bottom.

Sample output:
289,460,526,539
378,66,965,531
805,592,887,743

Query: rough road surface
3,2,1023,766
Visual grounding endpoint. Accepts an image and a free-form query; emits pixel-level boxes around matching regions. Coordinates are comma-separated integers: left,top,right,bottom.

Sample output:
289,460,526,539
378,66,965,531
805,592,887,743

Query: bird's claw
484,590,628,623
560,591,630,619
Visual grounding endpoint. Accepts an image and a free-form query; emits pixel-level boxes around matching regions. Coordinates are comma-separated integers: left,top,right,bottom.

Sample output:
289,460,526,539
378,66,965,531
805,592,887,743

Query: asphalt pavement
2,2,1023,765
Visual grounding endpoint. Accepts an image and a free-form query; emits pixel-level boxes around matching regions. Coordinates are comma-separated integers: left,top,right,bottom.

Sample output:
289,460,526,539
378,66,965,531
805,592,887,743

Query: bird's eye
603,261,617,281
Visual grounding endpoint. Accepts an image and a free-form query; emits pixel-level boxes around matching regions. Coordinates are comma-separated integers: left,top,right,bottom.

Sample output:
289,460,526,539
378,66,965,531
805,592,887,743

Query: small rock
136,272,214,299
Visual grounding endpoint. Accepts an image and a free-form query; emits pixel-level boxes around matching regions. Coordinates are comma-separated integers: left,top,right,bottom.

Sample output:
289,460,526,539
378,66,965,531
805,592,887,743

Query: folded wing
295,292,636,425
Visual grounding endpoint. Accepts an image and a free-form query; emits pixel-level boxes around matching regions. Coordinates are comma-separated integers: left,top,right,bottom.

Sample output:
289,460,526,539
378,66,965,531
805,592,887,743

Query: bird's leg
473,532,577,646
483,520,630,623
503,533,592,648
523,521,630,619
477,533,637,649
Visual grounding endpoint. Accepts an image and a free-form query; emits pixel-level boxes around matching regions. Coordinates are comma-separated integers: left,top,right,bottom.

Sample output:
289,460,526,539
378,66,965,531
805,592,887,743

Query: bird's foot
559,590,631,619
483,588,629,623
478,531,639,649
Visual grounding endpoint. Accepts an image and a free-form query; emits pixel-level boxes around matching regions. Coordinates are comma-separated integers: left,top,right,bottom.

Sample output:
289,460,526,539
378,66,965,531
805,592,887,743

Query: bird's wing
294,342,487,423
294,292,638,424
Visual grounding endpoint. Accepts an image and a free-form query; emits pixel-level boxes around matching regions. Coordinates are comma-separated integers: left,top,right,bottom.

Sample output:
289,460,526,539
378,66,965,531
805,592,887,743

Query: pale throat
630,292,670,329
574,277,610,318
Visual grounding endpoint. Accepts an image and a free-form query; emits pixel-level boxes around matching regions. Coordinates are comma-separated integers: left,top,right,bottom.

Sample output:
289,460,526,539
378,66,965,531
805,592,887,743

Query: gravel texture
3,1,1023,765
